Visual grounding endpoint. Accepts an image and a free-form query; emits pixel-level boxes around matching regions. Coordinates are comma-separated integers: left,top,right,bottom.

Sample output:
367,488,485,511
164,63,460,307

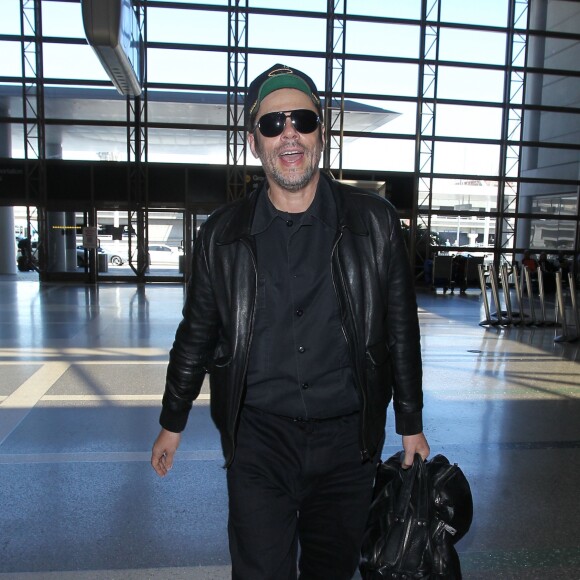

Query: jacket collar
217,172,368,244
329,173,368,236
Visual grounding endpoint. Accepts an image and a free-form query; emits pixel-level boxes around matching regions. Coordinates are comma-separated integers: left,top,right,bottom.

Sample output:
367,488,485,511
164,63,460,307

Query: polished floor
0,275,578,580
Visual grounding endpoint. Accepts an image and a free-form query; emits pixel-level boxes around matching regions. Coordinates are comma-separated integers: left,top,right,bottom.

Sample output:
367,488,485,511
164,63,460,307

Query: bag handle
393,452,429,524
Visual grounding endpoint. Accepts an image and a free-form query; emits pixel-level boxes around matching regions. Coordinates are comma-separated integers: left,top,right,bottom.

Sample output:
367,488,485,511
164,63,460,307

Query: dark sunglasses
255,109,320,138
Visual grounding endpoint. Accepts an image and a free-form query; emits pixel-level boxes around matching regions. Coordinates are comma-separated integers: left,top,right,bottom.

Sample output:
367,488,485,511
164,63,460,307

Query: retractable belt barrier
477,264,579,343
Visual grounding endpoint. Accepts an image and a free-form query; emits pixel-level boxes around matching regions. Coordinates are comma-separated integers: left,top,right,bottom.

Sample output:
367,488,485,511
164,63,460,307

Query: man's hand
401,432,430,468
151,428,181,477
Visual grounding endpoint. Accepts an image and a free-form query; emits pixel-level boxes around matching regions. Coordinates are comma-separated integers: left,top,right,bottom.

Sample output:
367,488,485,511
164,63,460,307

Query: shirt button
298,345,305,353
286,220,293,227
295,308,303,317
301,382,309,390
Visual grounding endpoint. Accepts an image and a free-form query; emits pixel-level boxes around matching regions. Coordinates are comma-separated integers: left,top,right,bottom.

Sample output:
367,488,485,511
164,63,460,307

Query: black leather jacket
160,173,423,467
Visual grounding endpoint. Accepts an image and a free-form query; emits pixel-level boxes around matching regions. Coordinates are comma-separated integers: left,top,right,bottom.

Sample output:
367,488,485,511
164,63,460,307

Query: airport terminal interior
1,0,579,578
1,279,579,579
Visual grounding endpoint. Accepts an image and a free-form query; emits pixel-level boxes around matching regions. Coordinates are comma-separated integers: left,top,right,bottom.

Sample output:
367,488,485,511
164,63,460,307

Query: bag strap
415,455,429,523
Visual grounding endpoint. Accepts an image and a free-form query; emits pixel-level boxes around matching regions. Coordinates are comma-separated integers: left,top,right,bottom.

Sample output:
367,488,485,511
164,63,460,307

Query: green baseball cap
246,64,322,129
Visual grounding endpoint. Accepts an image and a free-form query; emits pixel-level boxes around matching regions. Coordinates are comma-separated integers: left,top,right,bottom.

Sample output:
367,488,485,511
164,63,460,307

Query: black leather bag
360,451,473,579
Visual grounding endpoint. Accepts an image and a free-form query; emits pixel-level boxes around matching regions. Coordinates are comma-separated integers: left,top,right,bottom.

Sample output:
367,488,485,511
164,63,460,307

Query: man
151,64,430,580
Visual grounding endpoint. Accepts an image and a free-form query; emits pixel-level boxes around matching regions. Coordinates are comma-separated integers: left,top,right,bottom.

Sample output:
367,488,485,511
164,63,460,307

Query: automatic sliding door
145,210,184,280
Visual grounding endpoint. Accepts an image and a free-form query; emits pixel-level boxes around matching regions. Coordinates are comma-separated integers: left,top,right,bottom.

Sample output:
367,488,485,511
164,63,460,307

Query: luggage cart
432,255,453,293
465,256,484,289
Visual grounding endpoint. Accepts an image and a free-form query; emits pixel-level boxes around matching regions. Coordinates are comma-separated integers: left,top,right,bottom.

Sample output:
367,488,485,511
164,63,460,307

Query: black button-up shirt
245,178,360,419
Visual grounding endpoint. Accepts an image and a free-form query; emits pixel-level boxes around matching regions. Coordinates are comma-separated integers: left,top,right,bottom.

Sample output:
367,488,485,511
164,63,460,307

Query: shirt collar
250,186,279,235
251,175,337,235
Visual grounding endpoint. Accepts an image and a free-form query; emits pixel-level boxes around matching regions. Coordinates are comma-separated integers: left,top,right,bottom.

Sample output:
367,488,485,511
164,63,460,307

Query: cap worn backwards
245,64,322,130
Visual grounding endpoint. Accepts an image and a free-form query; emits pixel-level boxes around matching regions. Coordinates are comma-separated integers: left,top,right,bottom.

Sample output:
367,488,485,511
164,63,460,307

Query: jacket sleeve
159,226,220,432
385,209,424,436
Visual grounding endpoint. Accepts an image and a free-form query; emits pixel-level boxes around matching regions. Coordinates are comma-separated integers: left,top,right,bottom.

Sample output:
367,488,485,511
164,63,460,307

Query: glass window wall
248,14,327,53
1,0,579,283
529,218,577,251
346,21,420,59
43,43,111,82
147,49,227,85
343,99,417,135
342,137,415,172
0,42,22,77
148,128,227,165
42,1,86,38
344,60,419,97
0,0,20,35
147,7,228,45
347,0,421,20
433,142,501,176
44,89,126,122
435,104,503,140
251,0,327,11
429,177,499,213
247,55,326,90
147,89,229,126
439,28,507,66
440,0,509,27
428,213,496,250
437,66,506,102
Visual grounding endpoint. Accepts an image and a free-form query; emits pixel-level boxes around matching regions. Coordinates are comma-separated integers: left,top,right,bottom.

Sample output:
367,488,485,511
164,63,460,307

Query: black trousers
226,405,380,580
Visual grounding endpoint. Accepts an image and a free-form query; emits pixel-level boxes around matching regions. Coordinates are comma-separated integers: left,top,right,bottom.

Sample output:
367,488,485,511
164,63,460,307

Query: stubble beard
255,134,323,193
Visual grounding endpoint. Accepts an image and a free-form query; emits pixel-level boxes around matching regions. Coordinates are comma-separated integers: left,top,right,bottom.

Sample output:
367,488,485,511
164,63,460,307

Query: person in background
451,253,468,294
557,256,571,281
522,249,538,273
538,252,557,293
538,252,556,273
151,64,430,580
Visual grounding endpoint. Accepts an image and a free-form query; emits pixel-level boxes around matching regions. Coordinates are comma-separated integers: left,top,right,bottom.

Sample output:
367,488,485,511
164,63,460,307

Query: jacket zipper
397,514,414,573
227,236,258,467
331,228,369,460
432,463,454,489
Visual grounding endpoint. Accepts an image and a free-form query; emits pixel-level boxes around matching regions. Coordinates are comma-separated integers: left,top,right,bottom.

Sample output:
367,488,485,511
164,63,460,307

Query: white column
0,103,16,274
0,207,17,274
46,211,67,272
65,210,78,271
46,141,77,272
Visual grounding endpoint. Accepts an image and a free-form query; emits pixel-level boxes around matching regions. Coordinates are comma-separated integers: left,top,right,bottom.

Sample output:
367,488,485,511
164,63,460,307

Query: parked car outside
148,244,182,265
108,251,125,266
96,243,182,267
76,245,107,267
99,244,126,266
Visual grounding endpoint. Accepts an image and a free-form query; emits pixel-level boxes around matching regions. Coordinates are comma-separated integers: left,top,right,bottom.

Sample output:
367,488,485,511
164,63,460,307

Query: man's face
248,88,324,193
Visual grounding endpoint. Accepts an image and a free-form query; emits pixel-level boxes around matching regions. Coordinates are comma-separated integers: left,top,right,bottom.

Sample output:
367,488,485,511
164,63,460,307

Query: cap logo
268,67,294,77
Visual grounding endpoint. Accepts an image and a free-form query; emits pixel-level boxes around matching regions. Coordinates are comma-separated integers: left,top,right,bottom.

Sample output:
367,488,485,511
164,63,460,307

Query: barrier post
554,271,574,342
512,265,526,325
536,267,556,326
537,268,547,325
478,264,494,326
568,272,580,336
523,266,537,326
500,263,514,324
488,266,504,325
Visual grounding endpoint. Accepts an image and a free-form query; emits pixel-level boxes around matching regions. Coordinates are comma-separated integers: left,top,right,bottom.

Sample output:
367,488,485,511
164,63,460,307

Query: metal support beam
20,0,45,273
413,0,441,276
126,1,148,277
497,0,529,270
226,0,248,201
323,0,347,177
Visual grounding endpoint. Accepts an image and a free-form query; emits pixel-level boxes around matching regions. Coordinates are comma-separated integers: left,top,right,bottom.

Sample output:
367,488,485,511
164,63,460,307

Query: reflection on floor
0,277,578,579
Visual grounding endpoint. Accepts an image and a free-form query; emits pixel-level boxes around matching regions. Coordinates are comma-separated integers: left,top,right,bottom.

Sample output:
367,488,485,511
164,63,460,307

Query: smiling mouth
279,149,303,158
